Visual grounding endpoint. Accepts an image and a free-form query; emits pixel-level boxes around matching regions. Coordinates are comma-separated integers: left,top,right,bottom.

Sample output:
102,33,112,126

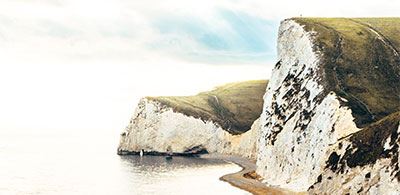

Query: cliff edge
257,18,400,193
118,80,267,159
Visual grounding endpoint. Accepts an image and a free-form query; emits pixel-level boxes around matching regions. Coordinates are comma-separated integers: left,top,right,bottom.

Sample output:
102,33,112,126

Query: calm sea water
0,132,248,195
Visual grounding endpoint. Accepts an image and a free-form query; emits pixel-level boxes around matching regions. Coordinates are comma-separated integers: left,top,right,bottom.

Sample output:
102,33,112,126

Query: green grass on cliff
147,80,268,135
347,111,400,167
293,18,400,127
326,111,400,175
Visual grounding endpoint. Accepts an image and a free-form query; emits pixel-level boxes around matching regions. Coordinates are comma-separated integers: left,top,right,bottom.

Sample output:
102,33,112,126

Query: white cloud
0,0,398,64
0,0,398,133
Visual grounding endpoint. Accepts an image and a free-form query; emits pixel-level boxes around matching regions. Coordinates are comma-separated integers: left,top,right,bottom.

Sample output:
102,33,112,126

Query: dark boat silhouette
165,149,173,160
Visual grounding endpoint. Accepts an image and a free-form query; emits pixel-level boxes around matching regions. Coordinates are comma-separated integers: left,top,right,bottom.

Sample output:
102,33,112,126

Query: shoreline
200,154,303,195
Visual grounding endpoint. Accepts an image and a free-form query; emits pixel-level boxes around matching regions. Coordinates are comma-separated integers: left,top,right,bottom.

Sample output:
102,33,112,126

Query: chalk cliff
256,18,400,193
118,80,267,159
118,17,400,194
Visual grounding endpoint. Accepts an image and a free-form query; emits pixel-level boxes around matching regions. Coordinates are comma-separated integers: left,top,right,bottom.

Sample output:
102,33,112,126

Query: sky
0,0,399,136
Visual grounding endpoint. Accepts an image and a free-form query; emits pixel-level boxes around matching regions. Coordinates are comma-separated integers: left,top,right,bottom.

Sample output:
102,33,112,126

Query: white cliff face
118,98,260,159
310,123,400,194
256,19,360,191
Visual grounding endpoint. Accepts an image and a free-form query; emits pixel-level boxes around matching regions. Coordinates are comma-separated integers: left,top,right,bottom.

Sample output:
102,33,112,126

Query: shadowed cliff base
147,80,268,134
118,145,209,156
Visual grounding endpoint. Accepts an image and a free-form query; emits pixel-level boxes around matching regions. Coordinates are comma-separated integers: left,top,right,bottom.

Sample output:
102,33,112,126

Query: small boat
165,151,173,160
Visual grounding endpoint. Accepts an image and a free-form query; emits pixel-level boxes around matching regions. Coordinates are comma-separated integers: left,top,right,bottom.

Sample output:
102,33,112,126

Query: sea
0,131,248,195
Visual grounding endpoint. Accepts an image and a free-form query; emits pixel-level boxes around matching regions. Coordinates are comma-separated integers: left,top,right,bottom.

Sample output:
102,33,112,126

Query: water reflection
120,155,228,172
0,133,248,195
118,155,248,195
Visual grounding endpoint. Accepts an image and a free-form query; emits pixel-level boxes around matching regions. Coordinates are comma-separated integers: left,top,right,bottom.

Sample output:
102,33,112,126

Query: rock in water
256,18,400,193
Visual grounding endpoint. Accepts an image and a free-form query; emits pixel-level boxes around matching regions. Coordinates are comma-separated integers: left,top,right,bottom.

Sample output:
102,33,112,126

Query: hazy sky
0,0,399,135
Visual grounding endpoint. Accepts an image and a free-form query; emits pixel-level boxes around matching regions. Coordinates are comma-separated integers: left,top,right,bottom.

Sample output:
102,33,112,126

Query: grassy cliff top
147,80,268,135
293,18,400,127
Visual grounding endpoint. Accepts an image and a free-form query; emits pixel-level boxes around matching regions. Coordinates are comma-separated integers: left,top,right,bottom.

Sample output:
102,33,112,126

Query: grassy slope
294,18,400,127
147,80,268,135
326,111,400,177
294,18,400,174
354,18,400,50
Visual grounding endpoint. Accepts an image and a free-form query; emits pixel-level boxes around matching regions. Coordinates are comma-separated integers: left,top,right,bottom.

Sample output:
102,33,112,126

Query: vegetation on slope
294,18,400,127
326,111,400,178
147,80,268,135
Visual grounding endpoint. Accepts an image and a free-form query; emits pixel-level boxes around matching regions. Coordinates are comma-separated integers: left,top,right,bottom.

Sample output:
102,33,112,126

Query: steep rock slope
256,18,400,192
310,112,400,194
118,80,267,159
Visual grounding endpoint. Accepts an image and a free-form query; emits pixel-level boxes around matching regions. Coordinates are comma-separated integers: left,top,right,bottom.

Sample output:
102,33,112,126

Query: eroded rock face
118,98,260,159
309,112,400,194
256,19,361,191
256,18,400,193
